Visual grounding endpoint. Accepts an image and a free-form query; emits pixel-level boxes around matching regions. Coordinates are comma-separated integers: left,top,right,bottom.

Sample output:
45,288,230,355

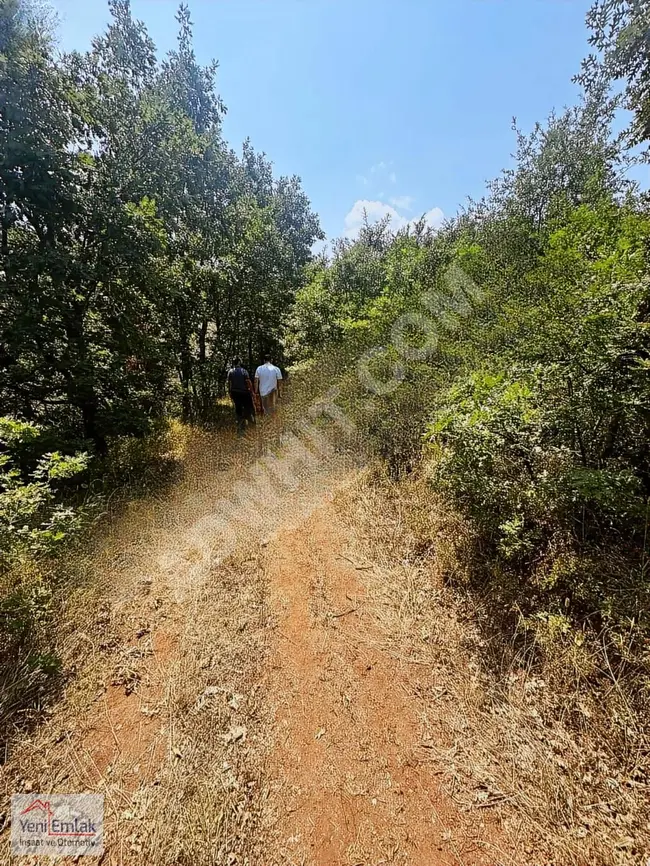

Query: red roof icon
20,800,54,817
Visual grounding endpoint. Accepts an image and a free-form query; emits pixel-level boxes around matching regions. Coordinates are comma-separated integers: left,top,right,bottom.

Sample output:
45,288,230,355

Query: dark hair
263,355,271,363
233,357,242,366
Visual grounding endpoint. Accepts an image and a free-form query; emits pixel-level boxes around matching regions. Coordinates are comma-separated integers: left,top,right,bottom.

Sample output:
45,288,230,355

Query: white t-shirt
255,362,283,397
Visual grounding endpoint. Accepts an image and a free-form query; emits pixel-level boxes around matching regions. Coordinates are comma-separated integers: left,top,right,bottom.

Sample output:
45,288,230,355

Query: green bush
0,418,90,568
0,417,90,743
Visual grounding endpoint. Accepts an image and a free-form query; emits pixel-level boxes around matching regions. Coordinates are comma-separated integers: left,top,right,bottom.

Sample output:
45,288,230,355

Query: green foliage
1,0,322,446
288,220,431,362
580,0,650,149
428,371,544,535
0,418,89,565
288,88,650,679
0,414,89,742
421,196,650,615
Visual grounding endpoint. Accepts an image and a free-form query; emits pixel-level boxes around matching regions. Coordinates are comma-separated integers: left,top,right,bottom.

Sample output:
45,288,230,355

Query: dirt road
263,506,503,865
0,426,514,866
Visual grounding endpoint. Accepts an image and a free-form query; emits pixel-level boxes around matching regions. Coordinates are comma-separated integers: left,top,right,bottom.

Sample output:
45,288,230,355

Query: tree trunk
179,346,193,423
198,317,210,418
80,393,107,456
175,298,194,423
64,306,107,456
1,219,8,262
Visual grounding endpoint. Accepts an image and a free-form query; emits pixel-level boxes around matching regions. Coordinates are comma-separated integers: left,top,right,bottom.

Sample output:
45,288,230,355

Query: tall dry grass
338,465,650,866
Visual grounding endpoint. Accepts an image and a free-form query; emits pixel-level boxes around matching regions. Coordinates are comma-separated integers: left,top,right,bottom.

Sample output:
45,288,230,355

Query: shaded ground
0,417,544,866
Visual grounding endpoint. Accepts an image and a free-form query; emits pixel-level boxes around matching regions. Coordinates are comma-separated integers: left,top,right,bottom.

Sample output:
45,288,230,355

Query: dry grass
337,465,650,866
0,548,269,866
107,550,271,866
4,396,648,865
0,405,356,865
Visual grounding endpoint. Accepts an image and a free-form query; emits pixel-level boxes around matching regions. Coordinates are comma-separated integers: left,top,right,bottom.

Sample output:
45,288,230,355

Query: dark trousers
231,391,256,433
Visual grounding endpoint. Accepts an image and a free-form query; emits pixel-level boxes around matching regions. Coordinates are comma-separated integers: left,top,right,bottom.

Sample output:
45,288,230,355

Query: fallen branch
337,554,373,570
328,607,358,618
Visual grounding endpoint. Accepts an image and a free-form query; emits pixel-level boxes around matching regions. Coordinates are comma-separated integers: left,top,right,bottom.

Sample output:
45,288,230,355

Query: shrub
0,418,90,743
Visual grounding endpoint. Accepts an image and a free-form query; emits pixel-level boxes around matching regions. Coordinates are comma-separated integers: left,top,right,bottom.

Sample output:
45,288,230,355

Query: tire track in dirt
3,417,510,866
263,503,504,866
0,422,358,865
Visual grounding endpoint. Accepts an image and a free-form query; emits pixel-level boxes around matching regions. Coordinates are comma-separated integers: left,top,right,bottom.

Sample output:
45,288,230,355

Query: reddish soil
3,431,516,866
77,627,180,790
263,504,504,866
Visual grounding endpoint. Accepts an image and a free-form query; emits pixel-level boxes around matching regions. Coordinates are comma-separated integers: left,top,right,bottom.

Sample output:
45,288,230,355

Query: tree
0,0,323,438
579,0,650,150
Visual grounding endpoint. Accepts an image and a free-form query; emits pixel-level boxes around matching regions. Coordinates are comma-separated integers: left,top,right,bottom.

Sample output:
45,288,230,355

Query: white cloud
343,200,444,239
390,195,414,210
344,200,402,238
408,206,445,232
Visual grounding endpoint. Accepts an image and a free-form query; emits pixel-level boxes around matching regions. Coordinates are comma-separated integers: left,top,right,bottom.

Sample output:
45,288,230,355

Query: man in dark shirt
226,358,256,435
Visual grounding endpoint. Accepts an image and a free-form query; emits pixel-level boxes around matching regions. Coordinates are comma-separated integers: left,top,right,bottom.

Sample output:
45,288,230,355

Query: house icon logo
19,798,96,837
11,793,104,858
20,799,54,821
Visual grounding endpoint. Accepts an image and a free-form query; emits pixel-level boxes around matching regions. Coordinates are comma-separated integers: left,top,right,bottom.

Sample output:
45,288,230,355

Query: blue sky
53,0,600,241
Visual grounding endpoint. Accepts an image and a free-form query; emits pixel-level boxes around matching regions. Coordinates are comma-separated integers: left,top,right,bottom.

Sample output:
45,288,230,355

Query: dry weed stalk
338,465,650,866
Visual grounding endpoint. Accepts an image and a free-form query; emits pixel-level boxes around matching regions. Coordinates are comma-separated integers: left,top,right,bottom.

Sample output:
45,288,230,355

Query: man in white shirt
254,356,283,415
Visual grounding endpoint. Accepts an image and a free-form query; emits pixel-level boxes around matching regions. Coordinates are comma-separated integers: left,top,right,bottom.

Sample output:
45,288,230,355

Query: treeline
0,0,321,734
1,0,321,456
290,1,650,723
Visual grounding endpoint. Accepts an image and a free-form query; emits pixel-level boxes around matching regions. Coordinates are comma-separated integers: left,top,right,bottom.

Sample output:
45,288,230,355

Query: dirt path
262,504,502,866
0,425,514,866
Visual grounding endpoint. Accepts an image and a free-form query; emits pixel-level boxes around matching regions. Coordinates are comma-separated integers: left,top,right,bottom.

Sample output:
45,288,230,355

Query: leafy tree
580,0,650,149
1,0,322,438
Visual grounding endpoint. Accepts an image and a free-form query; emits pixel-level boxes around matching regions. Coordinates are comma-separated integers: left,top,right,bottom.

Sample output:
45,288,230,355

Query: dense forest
2,0,650,760
1,0,321,453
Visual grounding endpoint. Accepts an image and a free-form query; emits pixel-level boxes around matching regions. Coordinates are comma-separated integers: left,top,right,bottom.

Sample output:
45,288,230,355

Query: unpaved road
0,425,514,866
263,506,502,865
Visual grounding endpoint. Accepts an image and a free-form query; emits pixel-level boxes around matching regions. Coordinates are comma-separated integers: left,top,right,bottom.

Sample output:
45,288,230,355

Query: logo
11,794,104,858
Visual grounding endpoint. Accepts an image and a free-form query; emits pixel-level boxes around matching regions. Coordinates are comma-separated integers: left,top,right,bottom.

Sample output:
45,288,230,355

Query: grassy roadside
0,419,209,755
338,464,650,865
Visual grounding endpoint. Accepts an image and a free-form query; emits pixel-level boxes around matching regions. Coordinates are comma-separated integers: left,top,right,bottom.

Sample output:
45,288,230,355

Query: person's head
263,354,271,364
233,357,242,367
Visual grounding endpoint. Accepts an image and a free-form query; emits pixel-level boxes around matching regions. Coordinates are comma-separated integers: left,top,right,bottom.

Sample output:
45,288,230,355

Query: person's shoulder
254,365,263,375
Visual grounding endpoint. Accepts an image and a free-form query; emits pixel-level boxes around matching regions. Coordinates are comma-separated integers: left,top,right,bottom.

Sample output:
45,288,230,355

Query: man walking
255,355,283,416
226,358,256,435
